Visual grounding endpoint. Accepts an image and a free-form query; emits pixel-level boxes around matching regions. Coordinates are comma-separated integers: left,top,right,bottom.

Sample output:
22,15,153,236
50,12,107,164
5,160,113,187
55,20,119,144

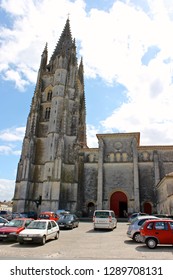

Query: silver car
127,215,159,242
0,217,8,227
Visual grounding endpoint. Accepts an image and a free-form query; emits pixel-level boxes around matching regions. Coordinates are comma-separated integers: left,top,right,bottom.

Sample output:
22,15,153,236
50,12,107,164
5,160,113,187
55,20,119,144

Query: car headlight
9,232,17,235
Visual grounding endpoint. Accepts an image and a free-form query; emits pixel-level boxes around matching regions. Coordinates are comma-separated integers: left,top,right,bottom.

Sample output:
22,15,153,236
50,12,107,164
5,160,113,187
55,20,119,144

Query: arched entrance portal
87,202,95,217
110,191,128,218
143,202,152,214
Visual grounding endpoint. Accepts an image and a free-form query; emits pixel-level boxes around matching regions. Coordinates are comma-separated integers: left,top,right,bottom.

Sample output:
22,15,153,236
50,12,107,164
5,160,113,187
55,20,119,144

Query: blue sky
1,0,173,201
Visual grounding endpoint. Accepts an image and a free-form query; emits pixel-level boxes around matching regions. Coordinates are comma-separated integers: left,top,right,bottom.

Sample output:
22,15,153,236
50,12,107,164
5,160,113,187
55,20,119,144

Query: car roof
134,215,158,220
94,210,114,212
12,218,33,220
145,218,173,222
39,211,55,214
32,219,53,221
130,212,146,216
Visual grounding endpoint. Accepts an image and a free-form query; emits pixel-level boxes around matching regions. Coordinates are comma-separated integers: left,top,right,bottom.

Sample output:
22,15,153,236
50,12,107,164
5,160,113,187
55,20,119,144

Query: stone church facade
12,19,173,217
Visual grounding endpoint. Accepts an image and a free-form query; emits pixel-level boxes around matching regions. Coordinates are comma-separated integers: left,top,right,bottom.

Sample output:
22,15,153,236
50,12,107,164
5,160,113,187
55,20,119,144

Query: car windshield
59,215,72,221
95,211,109,218
0,218,6,222
39,214,50,219
27,221,46,229
6,220,24,227
131,217,142,224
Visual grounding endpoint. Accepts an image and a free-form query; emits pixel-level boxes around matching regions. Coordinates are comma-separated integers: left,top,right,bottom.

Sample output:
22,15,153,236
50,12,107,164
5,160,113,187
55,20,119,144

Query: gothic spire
49,18,74,63
40,42,48,70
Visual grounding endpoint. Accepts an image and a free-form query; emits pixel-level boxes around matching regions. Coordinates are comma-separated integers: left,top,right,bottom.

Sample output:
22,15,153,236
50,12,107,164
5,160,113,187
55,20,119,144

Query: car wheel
41,235,46,245
133,233,142,243
146,238,157,249
55,231,59,240
19,241,24,245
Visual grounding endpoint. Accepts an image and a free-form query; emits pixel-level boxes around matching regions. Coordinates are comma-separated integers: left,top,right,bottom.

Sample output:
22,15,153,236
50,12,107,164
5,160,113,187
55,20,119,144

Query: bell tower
13,18,87,213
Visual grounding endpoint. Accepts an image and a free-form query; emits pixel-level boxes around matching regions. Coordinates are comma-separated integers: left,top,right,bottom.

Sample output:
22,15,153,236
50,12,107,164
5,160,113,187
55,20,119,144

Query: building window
47,90,52,101
45,107,51,120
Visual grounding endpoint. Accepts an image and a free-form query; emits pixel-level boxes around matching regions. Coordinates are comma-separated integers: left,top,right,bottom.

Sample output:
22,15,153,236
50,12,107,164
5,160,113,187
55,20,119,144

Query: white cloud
0,145,21,155
0,127,25,142
0,179,15,201
87,124,99,148
0,127,24,155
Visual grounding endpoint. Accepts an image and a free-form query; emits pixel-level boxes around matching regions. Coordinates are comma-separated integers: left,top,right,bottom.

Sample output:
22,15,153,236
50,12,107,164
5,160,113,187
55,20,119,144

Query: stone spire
40,42,48,71
49,18,74,63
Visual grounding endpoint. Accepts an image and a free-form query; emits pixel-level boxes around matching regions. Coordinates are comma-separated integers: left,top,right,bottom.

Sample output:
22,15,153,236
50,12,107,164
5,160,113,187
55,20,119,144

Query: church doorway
87,202,95,217
143,202,152,214
110,191,128,218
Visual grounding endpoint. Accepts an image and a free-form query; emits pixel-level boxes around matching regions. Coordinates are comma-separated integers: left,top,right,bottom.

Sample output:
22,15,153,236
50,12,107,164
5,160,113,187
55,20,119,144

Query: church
12,19,173,217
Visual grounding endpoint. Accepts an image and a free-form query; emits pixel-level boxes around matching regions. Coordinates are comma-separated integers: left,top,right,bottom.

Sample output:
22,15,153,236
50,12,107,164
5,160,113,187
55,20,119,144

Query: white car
18,219,59,245
93,210,117,230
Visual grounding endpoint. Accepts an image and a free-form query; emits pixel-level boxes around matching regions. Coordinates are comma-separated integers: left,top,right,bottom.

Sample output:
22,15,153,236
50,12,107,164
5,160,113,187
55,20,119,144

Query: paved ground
0,222,173,259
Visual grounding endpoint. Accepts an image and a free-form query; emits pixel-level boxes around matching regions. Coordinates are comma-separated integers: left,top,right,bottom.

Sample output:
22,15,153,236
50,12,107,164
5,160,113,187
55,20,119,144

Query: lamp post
34,196,42,210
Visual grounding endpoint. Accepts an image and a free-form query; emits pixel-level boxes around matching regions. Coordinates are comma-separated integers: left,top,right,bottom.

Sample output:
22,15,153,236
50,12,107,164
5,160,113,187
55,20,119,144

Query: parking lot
0,221,173,259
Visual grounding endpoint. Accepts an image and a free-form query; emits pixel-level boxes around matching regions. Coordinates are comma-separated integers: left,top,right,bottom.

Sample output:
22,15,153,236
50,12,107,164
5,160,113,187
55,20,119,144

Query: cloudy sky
1,0,173,201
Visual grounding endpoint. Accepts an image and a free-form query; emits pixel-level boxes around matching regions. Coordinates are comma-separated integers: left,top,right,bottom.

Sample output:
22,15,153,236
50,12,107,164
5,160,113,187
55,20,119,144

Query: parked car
140,219,173,249
56,209,70,216
93,210,117,230
57,214,79,229
151,213,173,219
128,212,147,223
11,212,23,219
0,217,8,227
20,211,37,219
0,210,12,221
38,211,59,221
127,215,159,242
0,218,33,241
18,219,59,245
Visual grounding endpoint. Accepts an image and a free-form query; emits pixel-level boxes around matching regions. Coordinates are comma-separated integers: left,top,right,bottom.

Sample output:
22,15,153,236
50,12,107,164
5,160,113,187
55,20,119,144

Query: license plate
23,237,32,240
0,234,7,237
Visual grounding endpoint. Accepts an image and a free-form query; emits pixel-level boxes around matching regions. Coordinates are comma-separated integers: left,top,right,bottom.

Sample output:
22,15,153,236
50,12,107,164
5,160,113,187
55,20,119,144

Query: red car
0,218,33,241
38,211,59,221
140,219,173,249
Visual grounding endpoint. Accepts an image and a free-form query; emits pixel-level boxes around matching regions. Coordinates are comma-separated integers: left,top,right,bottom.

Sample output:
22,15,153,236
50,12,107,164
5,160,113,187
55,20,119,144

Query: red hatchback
140,219,173,249
38,211,59,222
0,218,33,241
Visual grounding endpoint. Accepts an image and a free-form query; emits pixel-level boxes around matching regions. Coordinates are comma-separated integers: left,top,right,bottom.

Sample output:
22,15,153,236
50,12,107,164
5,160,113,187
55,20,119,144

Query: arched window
45,107,51,120
47,90,52,101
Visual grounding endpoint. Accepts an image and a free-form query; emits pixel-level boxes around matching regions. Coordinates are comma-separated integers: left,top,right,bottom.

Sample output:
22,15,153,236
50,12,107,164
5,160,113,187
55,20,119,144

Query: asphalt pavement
0,222,173,260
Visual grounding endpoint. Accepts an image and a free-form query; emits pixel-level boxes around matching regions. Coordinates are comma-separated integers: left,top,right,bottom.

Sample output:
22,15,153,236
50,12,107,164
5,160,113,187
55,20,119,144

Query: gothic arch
45,85,53,101
110,191,128,218
47,90,52,101
87,202,95,217
143,201,152,214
